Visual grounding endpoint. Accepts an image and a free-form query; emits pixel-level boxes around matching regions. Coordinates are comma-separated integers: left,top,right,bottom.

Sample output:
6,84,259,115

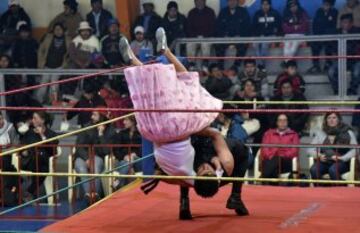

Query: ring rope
1,107,360,113
183,55,360,60
0,113,135,158
0,66,127,97
0,172,358,185
0,153,154,216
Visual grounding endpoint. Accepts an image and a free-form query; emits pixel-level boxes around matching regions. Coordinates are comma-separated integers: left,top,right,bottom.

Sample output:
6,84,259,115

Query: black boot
179,197,193,220
226,194,249,216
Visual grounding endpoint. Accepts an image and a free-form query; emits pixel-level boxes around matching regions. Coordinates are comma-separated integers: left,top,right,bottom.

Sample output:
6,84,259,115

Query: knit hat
340,13,354,22
108,18,120,27
91,0,102,4
63,0,78,12
8,0,19,6
134,26,145,34
167,1,178,10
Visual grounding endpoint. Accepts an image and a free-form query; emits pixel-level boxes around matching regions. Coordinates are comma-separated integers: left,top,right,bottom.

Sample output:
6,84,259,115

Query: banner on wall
220,0,347,18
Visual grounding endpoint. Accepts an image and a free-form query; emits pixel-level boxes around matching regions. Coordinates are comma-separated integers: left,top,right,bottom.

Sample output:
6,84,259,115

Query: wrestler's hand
211,157,222,171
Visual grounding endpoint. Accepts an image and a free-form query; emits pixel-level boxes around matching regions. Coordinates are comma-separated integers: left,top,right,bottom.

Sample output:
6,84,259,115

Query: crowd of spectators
0,0,360,205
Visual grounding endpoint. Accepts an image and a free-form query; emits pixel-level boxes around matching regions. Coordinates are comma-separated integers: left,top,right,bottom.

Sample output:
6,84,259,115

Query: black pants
21,155,50,196
261,156,293,179
310,41,336,67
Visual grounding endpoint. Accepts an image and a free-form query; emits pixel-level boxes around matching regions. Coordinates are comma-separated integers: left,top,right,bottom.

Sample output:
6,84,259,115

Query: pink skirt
124,64,223,143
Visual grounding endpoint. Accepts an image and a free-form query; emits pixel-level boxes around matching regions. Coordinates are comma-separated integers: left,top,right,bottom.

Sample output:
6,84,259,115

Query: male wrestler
141,133,249,220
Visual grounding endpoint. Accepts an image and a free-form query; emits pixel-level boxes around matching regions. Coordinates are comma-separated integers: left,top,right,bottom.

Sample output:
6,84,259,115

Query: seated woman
112,116,142,190
260,114,300,179
20,111,58,200
309,112,357,181
122,27,232,186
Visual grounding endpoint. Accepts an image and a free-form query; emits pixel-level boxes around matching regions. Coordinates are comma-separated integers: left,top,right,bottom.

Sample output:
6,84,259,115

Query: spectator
216,0,251,67
74,108,116,205
101,19,130,67
328,14,360,95
161,1,187,48
6,92,42,134
308,0,338,74
309,112,357,181
226,66,241,98
112,116,142,190
133,0,162,42
186,0,216,68
66,84,106,127
99,79,132,129
130,26,154,59
273,60,305,96
337,0,360,28
261,114,299,179
352,97,360,141
0,111,19,203
204,63,233,100
11,22,38,87
20,112,58,200
233,79,269,158
0,54,22,91
69,21,101,69
86,0,113,39
270,79,309,134
0,0,31,52
37,23,71,104
49,0,83,39
239,59,269,99
282,0,310,59
252,0,282,66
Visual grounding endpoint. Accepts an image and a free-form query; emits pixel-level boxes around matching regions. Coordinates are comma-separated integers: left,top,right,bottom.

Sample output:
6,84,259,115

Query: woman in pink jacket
261,114,300,179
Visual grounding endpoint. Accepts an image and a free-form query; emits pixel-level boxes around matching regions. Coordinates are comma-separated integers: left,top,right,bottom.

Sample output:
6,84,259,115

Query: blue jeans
74,156,104,195
310,160,350,180
115,157,142,188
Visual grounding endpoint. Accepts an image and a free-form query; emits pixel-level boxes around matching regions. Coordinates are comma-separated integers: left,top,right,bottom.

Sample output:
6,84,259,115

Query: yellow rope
0,113,135,158
0,171,358,185
223,100,360,105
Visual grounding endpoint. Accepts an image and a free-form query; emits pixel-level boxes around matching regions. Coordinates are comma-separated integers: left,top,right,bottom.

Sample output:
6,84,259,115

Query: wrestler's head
194,163,219,198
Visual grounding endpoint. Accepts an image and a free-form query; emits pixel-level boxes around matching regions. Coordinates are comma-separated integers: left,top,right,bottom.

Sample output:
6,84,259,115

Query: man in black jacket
161,1,187,47
308,0,338,74
0,0,31,52
252,0,282,66
133,1,162,42
66,85,107,127
86,0,113,39
216,0,251,67
270,79,309,134
74,109,116,205
205,63,233,100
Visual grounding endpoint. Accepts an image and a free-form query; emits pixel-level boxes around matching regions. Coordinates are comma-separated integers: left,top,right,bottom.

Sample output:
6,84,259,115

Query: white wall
140,0,221,17
18,0,116,27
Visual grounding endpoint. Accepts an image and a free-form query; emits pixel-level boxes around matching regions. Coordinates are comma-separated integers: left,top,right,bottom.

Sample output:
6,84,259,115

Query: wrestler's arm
195,127,234,175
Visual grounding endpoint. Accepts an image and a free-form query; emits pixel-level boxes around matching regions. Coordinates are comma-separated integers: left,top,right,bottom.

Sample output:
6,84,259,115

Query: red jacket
261,128,300,160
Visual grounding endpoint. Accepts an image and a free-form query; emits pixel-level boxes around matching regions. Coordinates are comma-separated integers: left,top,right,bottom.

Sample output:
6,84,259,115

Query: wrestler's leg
179,186,192,220
156,27,187,73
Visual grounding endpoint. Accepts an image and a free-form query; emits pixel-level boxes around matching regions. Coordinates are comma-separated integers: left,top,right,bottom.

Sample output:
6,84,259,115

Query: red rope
0,106,359,114
0,66,128,97
185,55,360,60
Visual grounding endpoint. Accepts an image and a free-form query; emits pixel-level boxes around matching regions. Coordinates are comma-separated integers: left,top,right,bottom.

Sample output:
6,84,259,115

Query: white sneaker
119,37,133,63
155,27,168,53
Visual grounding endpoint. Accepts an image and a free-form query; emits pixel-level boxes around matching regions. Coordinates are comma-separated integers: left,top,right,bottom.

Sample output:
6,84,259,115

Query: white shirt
154,138,196,185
